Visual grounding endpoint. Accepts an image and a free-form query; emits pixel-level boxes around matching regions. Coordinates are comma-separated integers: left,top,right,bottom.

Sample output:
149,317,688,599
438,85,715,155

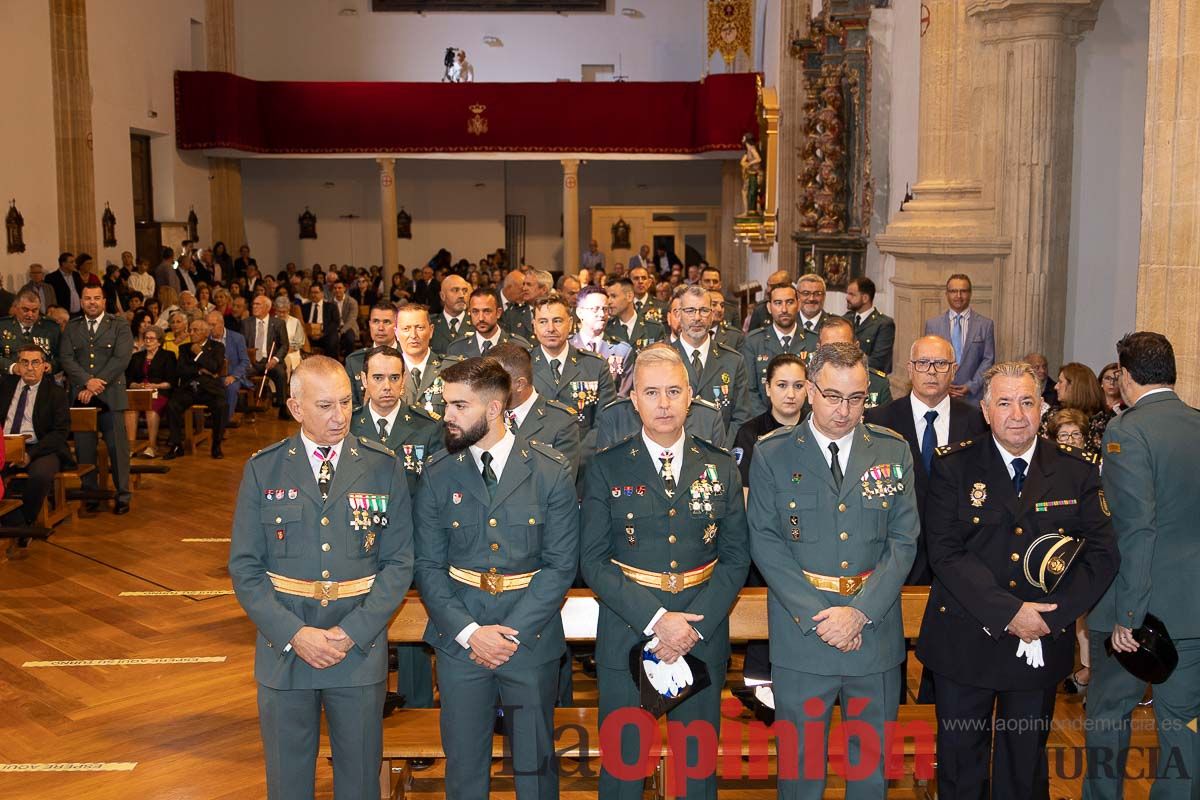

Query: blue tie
1011,457,1027,496
9,385,29,435
951,314,964,364
921,409,938,473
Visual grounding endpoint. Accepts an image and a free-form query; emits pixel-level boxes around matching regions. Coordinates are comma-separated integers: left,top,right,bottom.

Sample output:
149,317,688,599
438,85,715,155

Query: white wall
236,0,706,83
1066,0,1148,371
0,1,57,288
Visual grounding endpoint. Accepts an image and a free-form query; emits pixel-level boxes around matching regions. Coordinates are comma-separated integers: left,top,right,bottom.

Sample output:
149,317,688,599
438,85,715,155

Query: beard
444,415,490,453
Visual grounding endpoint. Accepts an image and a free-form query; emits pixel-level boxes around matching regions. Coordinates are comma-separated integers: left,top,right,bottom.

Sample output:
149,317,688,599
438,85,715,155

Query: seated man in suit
164,318,227,460
1,344,71,544
206,311,249,426
300,283,339,356
241,295,290,419
923,274,995,403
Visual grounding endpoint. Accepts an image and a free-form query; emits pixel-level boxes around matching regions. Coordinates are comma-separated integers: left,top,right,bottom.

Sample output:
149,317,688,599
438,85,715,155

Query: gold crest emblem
1047,556,1066,575
969,482,987,508
363,531,376,551
468,103,488,136
703,523,718,544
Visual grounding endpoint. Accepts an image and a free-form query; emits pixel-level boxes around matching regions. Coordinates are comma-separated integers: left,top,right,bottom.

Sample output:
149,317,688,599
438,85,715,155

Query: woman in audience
733,353,808,493
1098,362,1124,413
125,327,176,459
212,287,232,318
211,241,234,279
389,273,406,304
155,286,181,329
129,309,155,351
102,264,127,313
163,311,191,356
195,284,215,314
1043,362,1113,451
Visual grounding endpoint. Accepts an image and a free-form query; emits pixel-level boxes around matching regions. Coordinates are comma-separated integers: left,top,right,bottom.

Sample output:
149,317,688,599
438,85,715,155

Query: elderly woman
195,283,215,314
1098,362,1123,413
1040,361,1113,452
163,310,191,356
125,327,176,459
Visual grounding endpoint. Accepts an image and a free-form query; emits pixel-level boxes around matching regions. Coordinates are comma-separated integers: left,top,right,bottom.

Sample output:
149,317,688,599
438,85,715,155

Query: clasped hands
650,611,704,664
812,606,867,652
468,624,520,670
77,377,107,404
290,625,354,669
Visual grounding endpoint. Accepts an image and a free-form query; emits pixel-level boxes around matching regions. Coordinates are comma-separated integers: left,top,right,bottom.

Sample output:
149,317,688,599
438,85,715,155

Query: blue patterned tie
1011,457,1027,496
921,409,938,473
951,314,963,364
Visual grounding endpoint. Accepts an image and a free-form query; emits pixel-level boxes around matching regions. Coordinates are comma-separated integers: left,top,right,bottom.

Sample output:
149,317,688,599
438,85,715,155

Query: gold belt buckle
481,570,505,595
839,575,863,595
660,572,682,594
314,581,340,602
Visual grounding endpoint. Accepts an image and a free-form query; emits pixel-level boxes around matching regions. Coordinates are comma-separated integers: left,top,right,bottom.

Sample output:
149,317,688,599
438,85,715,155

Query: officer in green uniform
414,358,579,800
671,285,753,436
429,275,470,355
628,265,667,326
818,316,892,409
794,274,832,353
446,287,531,359
394,304,462,417
344,301,400,408
596,394,728,450
350,344,443,719
708,291,745,351
488,342,582,477
740,283,808,416
582,344,750,800
0,290,62,374
605,277,666,350
748,342,918,800
229,356,414,800
844,277,895,374
530,294,616,433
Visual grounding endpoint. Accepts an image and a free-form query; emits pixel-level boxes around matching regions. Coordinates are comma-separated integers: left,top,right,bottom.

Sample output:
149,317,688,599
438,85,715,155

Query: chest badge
703,523,718,545
970,482,988,508
363,531,376,552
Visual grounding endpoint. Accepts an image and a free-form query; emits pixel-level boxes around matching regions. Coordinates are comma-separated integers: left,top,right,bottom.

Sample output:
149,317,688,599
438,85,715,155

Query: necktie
481,451,498,499
951,314,964,364
690,349,703,374
921,410,938,472
1011,457,1027,496
21,327,29,337
804,320,814,332
377,417,389,440
481,338,492,354
448,317,459,337
505,410,518,433
828,442,843,491
88,319,97,337
659,451,676,496
316,445,334,500
588,341,598,353
257,319,266,352
855,314,863,328
310,304,318,323
550,359,562,384
409,367,422,400
636,301,644,313
36,285,45,311
781,335,792,350
9,385,29,435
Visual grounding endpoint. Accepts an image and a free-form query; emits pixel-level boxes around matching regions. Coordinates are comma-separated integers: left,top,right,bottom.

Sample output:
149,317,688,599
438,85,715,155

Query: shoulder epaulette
576,347,605,361
528,440,567,464
864,422,905,442
357,436,395,457
756,425,795,445
543,397,577,416
715,341,742,357
597,431,638,455
425,448,452,466
250,438,290,459
935,438,979,457
406,403,440,422
690,432,730,454
599,396,631,412
1057,442,1100,465
870,368,887,378
690,396,719,411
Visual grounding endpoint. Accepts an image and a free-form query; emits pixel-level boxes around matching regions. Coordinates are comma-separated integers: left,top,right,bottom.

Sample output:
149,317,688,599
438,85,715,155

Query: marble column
562,159,580,275
205,0,246,252
49,0,97,256
377,158,399,284
1134,0,1200,404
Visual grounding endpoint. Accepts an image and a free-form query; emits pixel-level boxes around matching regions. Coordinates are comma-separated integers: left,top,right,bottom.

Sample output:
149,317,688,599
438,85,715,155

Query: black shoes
211,447,224,460
113,501,130,515
162,446,185,460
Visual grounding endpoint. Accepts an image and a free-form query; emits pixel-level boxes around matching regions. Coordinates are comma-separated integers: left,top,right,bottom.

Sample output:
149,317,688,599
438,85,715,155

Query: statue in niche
187,207,199,242
610,217,631,250
442,47,474,83
740,133,763,216
101,203,117,248
397,207,412,240
6,201,25,254
299,207,318,240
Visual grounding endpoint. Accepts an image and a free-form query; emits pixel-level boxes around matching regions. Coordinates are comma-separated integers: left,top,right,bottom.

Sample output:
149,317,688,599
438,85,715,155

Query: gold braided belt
802,568,873,596
612,558,717,594
267,572,375,606
449,566,540,595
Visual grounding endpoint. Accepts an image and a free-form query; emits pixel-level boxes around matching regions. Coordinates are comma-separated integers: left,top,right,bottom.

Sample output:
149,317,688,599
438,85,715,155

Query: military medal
792,472,802,483
721,372,730,385
363,531,376,552
452,492,463,504
635,485,646,496
403,445,415,472
274,489,285,501
276,529,285,540
624,486,634,497
348,494,368,530
287,488,298,500
970,482,987,507
625,525,636,545
703,523,717,545
611,486,622,498
791,528,801,541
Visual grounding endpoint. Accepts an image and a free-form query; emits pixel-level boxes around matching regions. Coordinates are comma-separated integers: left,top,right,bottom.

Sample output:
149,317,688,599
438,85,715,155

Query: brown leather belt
612,558,717,594
267,571,375,605
803,568,872,596
449,566,539,595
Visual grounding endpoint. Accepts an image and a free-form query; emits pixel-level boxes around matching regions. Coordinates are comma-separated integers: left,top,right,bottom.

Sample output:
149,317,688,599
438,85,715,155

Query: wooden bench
182,405,211,454
321,587,935,800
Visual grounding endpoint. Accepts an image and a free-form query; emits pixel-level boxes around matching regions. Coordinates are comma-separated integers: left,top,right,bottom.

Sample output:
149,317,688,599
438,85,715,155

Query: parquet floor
0,417,1157,799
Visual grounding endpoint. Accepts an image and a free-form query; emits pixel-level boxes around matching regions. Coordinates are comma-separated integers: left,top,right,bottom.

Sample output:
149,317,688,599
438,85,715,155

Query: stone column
50,0,97,256
377,158,399,284
719,160,749,289
1134,0,1200,404
206,0,246,252
562,159,580,275
776,0,812,277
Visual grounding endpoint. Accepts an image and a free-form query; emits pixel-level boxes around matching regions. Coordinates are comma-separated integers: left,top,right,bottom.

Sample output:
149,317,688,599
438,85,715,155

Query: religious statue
101,203,117,247
442,47,474,83
740,133,763,216
298,207,318,239
6,200,25,254
610,217,631,250
187,206,199,242
397,207,412,239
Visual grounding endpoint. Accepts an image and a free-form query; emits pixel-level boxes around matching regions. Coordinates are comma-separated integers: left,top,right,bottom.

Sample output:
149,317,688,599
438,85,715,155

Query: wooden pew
320,587,935,800
39,407,103,525
182,405,211,454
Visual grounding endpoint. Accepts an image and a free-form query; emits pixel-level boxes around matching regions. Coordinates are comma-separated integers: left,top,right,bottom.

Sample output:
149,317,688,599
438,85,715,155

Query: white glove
642,656,672,694
754,684,776,710
1028,638,1044,668
1015,639,1029,661
668,656,694,694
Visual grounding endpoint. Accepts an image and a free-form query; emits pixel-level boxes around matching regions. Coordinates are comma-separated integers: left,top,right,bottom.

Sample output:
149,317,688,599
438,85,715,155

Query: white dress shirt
511,390,540,429
799,312,822,332
4,378,41,443
443,312,465,335
299,430,344,483
808,418,855,475
947,308,972,344
910,393,952,450
994,436,1037,486
476,330,502,352
773,323,799,345
367,401,402,438
680,336,712,369
403,351,432,379
540,345,569,366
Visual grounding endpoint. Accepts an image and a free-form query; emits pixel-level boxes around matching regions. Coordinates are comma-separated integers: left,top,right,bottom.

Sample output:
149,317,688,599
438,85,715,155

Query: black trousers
248,361,288,408
166,385,227,450
3,453,60,525
932,670,1056,800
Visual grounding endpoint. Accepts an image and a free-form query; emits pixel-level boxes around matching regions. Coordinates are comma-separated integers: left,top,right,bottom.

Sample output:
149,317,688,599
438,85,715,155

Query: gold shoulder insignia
597,431,638,456
864,422,905,441
1057,442,1100,465
358,436,395,457
935,439,975,457
691,396,719,410
529,440,566,462
251,438,289,459
870,368,887,378
758,426,794,444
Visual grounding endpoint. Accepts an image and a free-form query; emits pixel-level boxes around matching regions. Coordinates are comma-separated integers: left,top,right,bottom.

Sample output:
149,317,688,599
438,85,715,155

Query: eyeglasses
1102,373,1121,385
1055,431,1086,445
798,290,825,299
910,359,954,374
810,380,867,409
679,306,712,317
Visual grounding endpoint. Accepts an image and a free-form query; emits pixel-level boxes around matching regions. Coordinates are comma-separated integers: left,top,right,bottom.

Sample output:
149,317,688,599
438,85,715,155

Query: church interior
0,0,1188,798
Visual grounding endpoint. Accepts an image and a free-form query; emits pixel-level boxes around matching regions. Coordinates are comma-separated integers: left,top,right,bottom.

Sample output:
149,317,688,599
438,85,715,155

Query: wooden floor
0,416,1158,799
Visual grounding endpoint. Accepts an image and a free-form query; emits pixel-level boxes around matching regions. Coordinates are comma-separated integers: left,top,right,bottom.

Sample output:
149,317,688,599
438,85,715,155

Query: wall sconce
482,35,503,47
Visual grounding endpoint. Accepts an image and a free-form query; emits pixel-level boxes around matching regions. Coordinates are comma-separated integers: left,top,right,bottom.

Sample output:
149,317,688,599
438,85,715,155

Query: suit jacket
865,395,988,583
846,308,896,374
241,315,291,364
924,310,996,401
60,313,134,411
500,301,534,341
176,339,226,395
217,329,251,387
229,434,413,689
336,296,360,336
401,352,462,417
1091,390,1200,638
125,347,177,392
46,269,84,315
916,438,1118,689
0,375,72,466
301,300,340,351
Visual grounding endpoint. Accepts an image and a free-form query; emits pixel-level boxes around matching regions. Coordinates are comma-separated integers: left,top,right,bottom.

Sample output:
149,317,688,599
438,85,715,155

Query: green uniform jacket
414,439,579,667
0,317,62,374
712,322,745,352
530,344,616,430
739,324,811,417
228,434,414,689
349,403,444,497
581,433,750,671
595,396,728,451
402,352,463,417
672,337,754,434
845,308,896,374
866,368,892,409
1092,390,1200,637
60,313,134,410
429,312,468,356
344,339,401,407
516,394,583,479
445,330,531,359
605,314,665,351
500,302,534,341
747,421,919,676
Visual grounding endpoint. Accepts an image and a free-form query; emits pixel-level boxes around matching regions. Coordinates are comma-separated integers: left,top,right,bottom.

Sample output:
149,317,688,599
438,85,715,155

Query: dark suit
301,300,340,355
46,269,84,316
0,375,72,524
241,315,290,408
166,339,227,453
916,438,1118,800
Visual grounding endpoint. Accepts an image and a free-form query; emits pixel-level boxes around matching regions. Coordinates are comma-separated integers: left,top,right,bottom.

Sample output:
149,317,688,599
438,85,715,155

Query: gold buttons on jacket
668,509,676,517
452,521,460,528
275,516,282,524
838,503,847,512
1015,527,1023,535
1009,580,1017,588
789,501,796,509
321,570,330,579
627,513,634,520
320,599,329,607
490,543,500,551
670,560,678,569
881,501,889,509
321,517,329,526
489,518,498,527
840,560,849,569
972,516,980,524
321,543,331,552
1011,552,1020,562
840,532,849,541
528,518,536,525
939,606,946,613
668,535,677,544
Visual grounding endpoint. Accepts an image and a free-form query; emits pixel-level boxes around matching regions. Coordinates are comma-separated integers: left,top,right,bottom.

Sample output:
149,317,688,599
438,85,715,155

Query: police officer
344,301,400,408
671,285,752,436
414,358,579,800
530,294,616,434
748,342,919,800
581,344,749,800
228,356,414,799
817,316,891,409
917,361,1117,799
487,342,581,477
844,277,895,374
628,264,666,325
446,287,530,359
60,285,132,514
605,277,665,350
500,272,534,341
395,304,461,417
740,282,808,416
0,290,62,374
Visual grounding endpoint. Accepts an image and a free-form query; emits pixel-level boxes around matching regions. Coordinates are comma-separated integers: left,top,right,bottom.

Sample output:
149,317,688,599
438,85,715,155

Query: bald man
431,274,471,355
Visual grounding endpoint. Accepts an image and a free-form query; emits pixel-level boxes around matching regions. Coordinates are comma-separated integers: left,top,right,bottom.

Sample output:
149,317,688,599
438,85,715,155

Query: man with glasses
748,341,919,799
817,317,891,409
0,290,62,375
670,285,752,435
923,274,995,403
795,274,831,353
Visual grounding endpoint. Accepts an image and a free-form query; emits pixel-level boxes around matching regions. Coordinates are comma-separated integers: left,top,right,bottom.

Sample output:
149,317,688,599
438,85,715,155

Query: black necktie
9,385,29,435
781,335,792,350
1011,457,1027,496
855,314,863,328
316,445,334,500
921,410,938,473
659,451,676,496
550,359,562,384
828,442,843,491
636,301,644,313
690,349,703,374
377,417,388,440
804,320,814,332
88,319,97,337
481,339,492,354
448,317,459,337
481,451,498,499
